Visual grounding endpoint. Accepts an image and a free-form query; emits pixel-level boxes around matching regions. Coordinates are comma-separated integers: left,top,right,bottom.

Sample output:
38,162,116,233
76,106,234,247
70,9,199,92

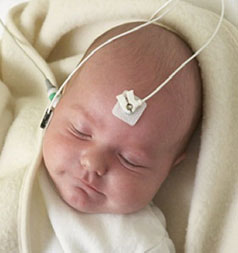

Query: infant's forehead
70,27,191,101
61,23,201,160
65,23,198,127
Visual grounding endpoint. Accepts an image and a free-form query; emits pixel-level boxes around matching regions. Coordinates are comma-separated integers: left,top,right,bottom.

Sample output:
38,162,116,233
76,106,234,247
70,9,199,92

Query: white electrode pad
112,90,147,126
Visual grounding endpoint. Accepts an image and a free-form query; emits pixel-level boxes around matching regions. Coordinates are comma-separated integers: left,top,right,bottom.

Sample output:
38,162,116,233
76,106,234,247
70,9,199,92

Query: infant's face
42,29,190,213
42,61,182,214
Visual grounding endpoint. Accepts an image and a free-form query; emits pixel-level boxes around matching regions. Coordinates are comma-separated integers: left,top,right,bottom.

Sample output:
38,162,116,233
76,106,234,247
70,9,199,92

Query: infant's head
42,22,202,214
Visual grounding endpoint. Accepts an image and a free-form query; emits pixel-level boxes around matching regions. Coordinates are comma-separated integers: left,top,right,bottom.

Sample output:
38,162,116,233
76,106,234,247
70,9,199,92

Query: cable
0,18,50,82
48,0,178,112
143,0,224,102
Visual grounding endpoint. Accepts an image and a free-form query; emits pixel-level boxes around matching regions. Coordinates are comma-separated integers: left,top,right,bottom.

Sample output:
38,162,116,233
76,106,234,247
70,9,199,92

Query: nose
80,146,108,176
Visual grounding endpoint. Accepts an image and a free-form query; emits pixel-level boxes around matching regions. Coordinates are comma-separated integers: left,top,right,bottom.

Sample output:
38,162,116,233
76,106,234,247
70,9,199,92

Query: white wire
48,0,178,112
0,18,49,81
1,0,224,115
143,0,225,102
149,0,177,20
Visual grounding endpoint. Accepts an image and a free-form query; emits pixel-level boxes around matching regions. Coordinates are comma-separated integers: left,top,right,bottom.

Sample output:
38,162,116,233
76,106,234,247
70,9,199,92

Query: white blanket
0,0,238,252
35,164,175,252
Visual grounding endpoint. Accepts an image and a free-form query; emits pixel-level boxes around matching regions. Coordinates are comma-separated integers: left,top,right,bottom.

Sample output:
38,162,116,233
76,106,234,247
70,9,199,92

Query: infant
42,22,202,214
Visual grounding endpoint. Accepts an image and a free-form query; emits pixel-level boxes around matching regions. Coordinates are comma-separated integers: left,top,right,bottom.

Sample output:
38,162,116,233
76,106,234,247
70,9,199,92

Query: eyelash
71,126,91,139
118,154,139,168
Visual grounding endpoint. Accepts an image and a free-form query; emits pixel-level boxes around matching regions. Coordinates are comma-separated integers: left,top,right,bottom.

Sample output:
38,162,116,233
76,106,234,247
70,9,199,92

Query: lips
68,170,104,196
81,180,101,193
75,178,103,195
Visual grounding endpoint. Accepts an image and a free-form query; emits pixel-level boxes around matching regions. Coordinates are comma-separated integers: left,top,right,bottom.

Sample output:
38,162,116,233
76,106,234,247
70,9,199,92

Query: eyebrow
128,144,155,163
70,104,98,126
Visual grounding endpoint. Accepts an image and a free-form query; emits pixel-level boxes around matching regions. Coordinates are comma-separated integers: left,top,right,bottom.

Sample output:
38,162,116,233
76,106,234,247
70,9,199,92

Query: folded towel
0,0,238,252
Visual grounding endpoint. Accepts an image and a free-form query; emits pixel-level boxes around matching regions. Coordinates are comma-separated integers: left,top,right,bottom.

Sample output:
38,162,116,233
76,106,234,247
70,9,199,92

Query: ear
173,152,186,167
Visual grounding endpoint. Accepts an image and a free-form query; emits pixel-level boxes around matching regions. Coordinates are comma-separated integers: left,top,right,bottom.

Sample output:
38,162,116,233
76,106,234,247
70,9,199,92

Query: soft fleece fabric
32,164,175,253
0,0,238,252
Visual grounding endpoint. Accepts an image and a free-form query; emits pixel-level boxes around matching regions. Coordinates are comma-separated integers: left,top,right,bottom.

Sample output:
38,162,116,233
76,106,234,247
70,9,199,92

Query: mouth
76,178,103,195
83,181,100,193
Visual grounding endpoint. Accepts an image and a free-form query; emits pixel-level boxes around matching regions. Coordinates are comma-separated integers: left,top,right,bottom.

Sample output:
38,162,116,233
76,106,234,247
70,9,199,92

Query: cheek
106,171,160,213
42,126,76,176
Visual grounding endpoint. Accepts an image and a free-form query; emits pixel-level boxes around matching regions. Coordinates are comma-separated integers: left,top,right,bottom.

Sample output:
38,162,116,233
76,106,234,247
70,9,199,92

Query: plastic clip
112,90,147,126
116,90,143,114
40,109,53,129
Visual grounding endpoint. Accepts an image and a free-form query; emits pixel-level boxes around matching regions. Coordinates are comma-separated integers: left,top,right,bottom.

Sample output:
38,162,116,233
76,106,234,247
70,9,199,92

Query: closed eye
71,125,91,139
118,154,143,168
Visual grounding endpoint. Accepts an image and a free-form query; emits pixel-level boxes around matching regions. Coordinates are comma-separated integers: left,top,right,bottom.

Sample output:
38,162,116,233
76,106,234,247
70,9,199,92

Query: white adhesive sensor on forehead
0,0,225,128
112,90,147,126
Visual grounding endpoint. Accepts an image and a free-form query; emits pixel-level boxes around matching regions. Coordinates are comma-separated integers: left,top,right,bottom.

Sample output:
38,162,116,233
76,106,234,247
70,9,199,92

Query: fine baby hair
0,0,225,128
